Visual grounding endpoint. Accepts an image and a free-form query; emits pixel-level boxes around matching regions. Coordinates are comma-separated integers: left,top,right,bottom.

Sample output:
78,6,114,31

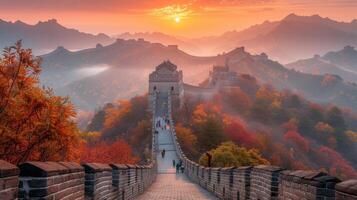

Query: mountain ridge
287,46,357,83
0,19,114,55
39,38,357,111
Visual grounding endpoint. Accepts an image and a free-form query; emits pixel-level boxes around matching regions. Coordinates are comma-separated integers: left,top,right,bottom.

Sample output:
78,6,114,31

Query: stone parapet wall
167,92,357,200
335,180,357,200
0,93,158,200
0,160,156,200
0,160,19,200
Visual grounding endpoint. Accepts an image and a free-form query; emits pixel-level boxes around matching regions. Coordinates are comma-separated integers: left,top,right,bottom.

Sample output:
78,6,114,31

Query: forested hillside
173,74,357,179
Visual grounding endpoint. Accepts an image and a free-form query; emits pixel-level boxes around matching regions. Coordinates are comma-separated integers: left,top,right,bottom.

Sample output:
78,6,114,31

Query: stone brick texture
0,160,19,200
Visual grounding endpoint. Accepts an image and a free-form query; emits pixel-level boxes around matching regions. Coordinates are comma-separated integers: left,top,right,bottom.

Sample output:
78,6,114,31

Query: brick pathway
136,93,217,200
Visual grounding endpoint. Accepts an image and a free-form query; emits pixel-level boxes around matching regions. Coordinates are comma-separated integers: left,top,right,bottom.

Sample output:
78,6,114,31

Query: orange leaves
315,122,335,133
104,100,132,130
345,130,357,142
192,103,221,126
0,41,81,164
80,139,139,164
175,123,197,156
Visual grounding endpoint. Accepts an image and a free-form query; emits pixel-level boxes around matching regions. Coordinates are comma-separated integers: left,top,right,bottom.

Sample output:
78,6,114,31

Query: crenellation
0,161,19,200
335,180,357,200
2,87,357,200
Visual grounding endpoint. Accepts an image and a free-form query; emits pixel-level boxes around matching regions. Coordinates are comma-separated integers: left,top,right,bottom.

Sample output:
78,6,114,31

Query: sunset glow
1,1,357,37
175,16,181,23
1,0,357,195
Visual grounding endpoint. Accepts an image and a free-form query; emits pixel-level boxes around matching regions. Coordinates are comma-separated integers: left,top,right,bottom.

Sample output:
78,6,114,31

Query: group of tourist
155,116,170,131
173,159,185,173
156,114,185,174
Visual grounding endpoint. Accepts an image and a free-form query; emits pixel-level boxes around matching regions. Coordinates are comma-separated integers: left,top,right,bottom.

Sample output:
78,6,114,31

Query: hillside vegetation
173,77,357,179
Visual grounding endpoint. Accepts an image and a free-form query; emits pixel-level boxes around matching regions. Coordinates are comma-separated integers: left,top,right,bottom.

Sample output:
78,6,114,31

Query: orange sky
1,0,357,37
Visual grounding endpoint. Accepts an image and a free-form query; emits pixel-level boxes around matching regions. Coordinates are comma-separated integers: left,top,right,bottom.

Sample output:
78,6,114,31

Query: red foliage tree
80,139,139,164
224,117,258,148
317,146,357,179
284,130,310,152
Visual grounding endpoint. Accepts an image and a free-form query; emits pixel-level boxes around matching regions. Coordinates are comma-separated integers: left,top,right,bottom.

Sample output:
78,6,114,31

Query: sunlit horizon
1,0,357,37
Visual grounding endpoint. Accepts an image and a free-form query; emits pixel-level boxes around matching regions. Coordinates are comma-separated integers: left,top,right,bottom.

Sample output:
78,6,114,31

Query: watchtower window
154,86,157,91
171,86,174,91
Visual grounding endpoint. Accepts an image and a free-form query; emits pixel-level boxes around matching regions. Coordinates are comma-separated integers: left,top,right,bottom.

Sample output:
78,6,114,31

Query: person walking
161,149,166,158
180,165,185,173
176,163,180,173
172,159,176,167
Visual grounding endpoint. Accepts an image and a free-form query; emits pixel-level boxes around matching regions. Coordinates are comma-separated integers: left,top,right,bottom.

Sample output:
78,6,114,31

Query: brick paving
136,93,217,200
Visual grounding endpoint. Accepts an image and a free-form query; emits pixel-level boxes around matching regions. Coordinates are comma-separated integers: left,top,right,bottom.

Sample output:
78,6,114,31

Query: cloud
0,0,275,12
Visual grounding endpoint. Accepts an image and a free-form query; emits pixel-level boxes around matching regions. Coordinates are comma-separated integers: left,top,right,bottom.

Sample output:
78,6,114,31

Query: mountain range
0,19,113,55
3,14,357,111
39,39,357,111
3,13,357,63
287,46,357,83
120,14,357,63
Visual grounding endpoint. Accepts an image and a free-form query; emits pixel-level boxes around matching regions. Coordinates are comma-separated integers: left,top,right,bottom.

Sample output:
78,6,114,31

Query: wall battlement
0,160,156,200
0,93,159,200
167,92,357,200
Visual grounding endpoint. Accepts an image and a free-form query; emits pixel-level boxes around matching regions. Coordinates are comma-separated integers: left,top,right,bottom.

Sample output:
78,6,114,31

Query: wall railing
0,93,158,200
167,92,357,200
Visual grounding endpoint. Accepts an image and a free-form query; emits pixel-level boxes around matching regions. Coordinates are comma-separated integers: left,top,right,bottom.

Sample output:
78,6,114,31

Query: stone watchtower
149,61,184,110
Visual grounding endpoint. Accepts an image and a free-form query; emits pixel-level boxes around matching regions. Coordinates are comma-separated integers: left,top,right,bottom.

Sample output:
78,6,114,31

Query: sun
175,16,181,23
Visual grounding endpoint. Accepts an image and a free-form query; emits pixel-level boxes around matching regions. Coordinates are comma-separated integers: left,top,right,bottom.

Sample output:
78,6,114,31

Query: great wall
0,61,356,200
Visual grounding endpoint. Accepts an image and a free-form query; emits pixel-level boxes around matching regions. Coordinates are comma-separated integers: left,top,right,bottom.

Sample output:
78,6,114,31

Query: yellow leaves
345,130,357,142
81,131,101,144
199,141,269,167
256,85,282,106
314,122,335,134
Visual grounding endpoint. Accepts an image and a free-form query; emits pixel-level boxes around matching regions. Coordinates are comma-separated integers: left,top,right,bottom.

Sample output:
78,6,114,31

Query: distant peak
341,45,356,54
51,46,70,54
282,13,323,21
14,20,27,25
262,20,271,25
36,19,60,26
283,13,299,20
343,45,355,51
96,33,107,37
47,19,58,24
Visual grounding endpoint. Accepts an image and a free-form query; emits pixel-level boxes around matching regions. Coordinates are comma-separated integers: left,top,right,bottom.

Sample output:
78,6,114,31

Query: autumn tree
251,85,285,123
0,41,81,164
222,87,252,115
84,95,152,162
192,103,227,152
326,107,346,132
199,142,269,167
284,130,310,152
345,130,357,143
175,123,198,158
223,116,258,148
80,139,139,164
